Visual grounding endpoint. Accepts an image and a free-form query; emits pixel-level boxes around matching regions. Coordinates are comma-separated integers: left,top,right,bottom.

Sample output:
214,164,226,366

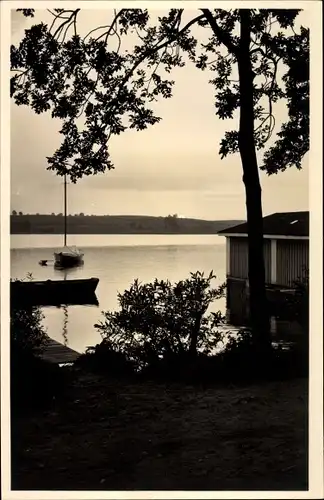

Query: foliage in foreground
77,272,308,383
287,271,309,333
10,275,48,353
270,269,309,350
78,271,226,376
94,271,226,368
77,328,308,384
10,276,68,415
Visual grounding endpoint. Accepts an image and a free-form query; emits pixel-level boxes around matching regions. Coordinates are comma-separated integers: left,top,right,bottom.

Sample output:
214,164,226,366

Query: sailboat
54,174,84,269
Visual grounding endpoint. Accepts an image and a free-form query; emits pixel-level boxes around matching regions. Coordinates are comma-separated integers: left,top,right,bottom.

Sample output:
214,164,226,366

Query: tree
12,210,17,215
18,211,23,216
165,213,179,230
10,8,309,352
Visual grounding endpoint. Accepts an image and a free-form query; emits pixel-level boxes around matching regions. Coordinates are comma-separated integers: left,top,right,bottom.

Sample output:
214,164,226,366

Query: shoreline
10,214,244,236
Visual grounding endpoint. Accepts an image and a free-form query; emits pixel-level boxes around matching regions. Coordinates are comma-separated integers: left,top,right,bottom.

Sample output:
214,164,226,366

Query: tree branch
201,9,238,56
250,46,268,57
83,9,125,43
52,9,80,40
174,13,205,38
93,13,205,147
122,12,205,87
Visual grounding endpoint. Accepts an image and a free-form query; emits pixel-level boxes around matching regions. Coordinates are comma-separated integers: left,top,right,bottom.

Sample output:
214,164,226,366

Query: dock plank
40,337,80,364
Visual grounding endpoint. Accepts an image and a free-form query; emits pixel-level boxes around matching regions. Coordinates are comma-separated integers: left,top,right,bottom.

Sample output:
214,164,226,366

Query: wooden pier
40,336,80,365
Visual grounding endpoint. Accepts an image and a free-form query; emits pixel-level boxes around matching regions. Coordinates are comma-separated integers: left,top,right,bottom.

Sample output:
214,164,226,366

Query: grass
11,369,308,491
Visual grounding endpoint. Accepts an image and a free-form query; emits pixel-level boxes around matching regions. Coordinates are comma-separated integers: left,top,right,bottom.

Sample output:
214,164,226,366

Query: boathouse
218,211,309,326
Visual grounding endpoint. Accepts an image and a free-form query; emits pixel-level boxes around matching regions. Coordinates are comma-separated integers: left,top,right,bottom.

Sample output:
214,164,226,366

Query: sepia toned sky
10,8,309,220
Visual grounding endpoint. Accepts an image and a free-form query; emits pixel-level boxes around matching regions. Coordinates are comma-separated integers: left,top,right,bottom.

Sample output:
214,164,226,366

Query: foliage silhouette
76,339,136,378
94,271,226,371
275,269,309,333
10,275,68,414
11,275,47,353
11,8,309,351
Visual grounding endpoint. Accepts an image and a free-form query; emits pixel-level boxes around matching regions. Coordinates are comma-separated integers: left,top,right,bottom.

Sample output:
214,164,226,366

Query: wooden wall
276,239,309,287
229,237,271,282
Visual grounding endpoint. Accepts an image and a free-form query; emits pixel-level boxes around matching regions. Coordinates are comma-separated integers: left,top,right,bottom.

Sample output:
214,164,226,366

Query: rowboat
11,277,99,307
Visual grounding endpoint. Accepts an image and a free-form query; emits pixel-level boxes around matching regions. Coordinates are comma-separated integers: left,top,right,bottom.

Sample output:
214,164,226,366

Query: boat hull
54,252,84,269
11,278,99,307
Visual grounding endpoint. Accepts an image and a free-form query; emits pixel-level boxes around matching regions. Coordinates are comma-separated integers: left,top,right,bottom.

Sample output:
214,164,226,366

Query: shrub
218,329,308,383
11,305,47,353
10,275,67,415
289,271,309,333
274,269,309,333
86,271,307,384
76,339,136,377
10,274,47,353
94,271,226,372
139,351,223,384
11,344,68,414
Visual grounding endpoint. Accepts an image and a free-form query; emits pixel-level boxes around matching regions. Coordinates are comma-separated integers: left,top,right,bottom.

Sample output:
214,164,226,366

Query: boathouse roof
218,211,309,238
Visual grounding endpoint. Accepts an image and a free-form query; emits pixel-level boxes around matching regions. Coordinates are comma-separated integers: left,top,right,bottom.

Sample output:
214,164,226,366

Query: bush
11,305,47,353
94,271,226,372
139,351,222,384
274,270,309,334
217,329,308,383
11,343,68,414
81,271,307,385
10,275,68,415
142,328,309,385
289,271,309,333
11,274,47,353
76,339,136,377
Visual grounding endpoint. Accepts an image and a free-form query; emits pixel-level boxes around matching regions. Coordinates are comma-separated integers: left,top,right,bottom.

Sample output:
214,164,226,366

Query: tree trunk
237,10,271,353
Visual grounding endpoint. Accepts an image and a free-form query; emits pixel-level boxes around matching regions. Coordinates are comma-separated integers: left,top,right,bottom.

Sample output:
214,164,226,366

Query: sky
10,8,309,220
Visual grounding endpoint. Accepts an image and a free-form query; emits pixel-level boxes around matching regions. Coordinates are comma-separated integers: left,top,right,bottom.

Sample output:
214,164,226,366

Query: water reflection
55,269,68,349
53,267,99,347
53,263,85,280
62,305,68,346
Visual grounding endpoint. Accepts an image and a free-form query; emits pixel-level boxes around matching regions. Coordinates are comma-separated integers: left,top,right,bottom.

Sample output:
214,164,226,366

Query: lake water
11,234,227,354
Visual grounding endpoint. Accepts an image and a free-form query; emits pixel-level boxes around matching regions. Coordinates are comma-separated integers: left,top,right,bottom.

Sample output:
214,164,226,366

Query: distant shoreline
11,215,243,236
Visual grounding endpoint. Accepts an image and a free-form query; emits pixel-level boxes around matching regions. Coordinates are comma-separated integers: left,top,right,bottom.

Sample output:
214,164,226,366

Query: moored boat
11,277,99,307
54,246,84,268
53,174,84,269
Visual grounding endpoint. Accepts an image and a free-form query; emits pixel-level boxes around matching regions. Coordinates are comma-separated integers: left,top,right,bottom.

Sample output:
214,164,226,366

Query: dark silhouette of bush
139,351,223,384
11,343,68,415
216,329,308,383
11,275,70,415
83,272,308,384
76,339,136,378
95,271,226,371
288,271,309,333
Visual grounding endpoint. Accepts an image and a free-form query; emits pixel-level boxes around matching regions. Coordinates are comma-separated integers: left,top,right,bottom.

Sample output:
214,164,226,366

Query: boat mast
64,173,67,247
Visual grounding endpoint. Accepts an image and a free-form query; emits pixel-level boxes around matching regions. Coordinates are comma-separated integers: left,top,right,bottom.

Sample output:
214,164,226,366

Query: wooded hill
11,214,244,235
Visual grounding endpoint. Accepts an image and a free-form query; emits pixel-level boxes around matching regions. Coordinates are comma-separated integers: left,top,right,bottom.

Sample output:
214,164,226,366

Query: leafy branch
11,8,308,179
